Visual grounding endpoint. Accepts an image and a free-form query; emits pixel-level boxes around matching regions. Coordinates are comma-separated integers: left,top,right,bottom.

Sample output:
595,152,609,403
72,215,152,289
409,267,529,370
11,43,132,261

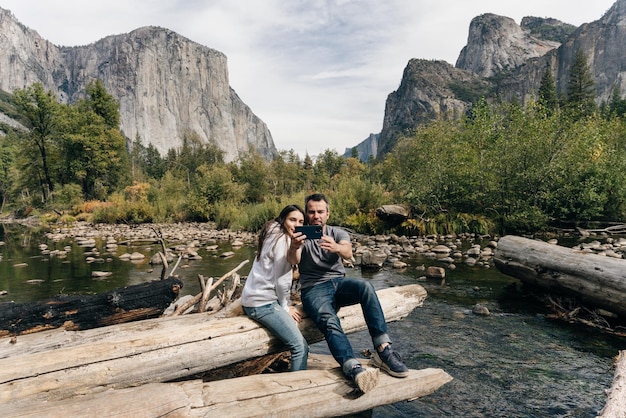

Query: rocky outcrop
0,8,276,162
343,133,379,161
495,0,626,105
456,13,561,78
520,17,576,44
376,0,626,158
378,59,489,156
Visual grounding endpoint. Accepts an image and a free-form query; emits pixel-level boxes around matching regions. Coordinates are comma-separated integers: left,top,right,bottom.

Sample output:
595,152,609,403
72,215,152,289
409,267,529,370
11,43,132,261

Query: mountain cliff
0,8,276,162
456,13,562,78
372,0,626,160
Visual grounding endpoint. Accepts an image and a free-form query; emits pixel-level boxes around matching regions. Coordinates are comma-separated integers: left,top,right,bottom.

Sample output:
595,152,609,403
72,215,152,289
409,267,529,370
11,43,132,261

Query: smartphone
295,225,323,239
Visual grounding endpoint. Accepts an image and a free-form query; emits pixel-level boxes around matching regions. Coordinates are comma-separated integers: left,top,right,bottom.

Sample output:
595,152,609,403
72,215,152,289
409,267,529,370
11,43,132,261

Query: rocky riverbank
7,221,626,283
33,221,503,281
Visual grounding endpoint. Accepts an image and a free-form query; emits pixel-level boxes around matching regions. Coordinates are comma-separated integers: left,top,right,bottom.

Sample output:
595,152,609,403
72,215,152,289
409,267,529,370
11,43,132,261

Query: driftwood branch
151,227,170,279
168,255,183,278
576,223,626,235
171,260,249,316
198,275,214,313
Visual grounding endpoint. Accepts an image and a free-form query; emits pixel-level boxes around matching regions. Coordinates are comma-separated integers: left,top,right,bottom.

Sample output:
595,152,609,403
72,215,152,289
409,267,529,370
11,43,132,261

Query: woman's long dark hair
256,204,304,260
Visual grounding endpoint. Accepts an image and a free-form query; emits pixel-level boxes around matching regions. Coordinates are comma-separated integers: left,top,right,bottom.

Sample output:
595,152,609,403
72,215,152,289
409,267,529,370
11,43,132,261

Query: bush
49,183,83,211
211,201,245,230
344,212,385,235
503,207,550,234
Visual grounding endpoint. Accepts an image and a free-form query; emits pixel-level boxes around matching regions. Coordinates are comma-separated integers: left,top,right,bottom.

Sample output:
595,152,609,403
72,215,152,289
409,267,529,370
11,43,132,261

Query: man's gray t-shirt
298,225,349,289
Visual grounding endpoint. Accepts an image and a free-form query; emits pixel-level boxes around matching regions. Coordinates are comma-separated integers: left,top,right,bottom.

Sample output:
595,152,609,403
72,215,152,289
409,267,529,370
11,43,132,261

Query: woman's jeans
243,302,309,371
301,277,391,376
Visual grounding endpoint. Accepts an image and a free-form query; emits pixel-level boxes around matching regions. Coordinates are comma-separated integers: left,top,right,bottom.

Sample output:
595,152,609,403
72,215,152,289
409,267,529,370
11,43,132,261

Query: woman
241,204,309,371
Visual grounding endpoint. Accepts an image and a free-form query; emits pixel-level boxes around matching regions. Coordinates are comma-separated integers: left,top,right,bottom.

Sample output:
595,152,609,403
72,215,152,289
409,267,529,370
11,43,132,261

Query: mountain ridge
0,8,276,163
349,0,626,160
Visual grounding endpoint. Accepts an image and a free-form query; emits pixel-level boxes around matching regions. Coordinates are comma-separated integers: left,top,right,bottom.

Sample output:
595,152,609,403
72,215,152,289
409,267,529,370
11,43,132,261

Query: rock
431,245,451,254
360,249,387,270
231,240,245,248
392,261,408,269
472,304,490,316
375,205,410,222
92,271,113,278
465,257,478,266
426,266,445,279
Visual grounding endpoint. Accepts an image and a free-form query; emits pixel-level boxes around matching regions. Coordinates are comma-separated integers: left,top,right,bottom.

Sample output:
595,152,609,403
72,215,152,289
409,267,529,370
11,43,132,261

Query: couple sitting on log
241,193,409,393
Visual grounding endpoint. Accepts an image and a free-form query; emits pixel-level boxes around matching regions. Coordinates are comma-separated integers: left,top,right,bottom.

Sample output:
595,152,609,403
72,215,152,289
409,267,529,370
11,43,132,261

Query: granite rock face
378,59,488,156
456,13,561,78
0,9,275,162
374,0,626,159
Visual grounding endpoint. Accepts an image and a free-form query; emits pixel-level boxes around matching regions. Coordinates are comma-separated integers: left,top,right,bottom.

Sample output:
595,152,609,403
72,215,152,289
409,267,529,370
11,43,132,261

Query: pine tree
608,86,626,118
538,68,558,114
566,49,596,118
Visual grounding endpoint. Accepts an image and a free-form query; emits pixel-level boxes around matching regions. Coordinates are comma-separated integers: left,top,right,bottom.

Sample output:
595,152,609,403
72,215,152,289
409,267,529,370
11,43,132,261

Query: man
288,193,409,393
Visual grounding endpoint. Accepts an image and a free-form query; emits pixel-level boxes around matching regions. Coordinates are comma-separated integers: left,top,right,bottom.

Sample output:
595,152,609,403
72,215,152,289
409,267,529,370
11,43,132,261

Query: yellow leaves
124,181,151,202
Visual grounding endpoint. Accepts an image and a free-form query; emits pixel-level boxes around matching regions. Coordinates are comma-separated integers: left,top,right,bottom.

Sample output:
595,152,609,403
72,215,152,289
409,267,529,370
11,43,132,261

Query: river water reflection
0,223,623,417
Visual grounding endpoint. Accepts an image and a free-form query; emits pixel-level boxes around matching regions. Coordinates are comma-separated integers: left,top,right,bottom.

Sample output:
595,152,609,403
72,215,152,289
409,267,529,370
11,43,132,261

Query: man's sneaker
349,364,380,393
371,345,409,378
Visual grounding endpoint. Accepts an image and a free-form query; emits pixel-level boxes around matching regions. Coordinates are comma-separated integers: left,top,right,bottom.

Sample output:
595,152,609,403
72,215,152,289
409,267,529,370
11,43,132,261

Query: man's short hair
305,193,329,211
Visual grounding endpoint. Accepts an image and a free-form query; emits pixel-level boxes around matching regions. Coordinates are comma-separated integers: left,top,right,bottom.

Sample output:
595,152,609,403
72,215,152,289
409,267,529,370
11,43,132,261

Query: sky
0,0,618,158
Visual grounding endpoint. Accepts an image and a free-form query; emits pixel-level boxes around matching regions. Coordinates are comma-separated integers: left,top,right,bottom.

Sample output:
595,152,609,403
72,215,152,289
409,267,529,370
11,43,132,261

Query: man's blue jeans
301,277,391,376
243,302,309,371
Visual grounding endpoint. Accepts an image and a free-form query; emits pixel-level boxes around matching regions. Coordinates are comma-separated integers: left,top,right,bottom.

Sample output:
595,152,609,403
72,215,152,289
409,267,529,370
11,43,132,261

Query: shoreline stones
351,232,499,272
23,220,626,281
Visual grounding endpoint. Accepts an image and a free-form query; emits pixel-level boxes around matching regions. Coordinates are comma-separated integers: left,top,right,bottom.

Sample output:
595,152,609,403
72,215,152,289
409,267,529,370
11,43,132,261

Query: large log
493,235,626,318
0,284,427,405
598,350,626,418
2,354,452,418
0,277,183,337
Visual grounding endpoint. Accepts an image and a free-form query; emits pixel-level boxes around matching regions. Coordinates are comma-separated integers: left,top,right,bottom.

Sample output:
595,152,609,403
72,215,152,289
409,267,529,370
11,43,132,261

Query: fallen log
0,284,427,405
0,277,183,337
2,354,452,418
493,235,626,318
598,350,626,418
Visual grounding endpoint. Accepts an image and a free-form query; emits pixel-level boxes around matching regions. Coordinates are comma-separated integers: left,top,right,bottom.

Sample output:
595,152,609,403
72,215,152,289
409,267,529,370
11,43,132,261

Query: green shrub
49,183,83,212
211,201,245,230
503,207,550,234
344,212,385,235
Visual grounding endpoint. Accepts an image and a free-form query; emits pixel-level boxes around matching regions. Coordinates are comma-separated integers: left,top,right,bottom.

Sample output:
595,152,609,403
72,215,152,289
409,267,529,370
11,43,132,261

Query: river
0,223,623,417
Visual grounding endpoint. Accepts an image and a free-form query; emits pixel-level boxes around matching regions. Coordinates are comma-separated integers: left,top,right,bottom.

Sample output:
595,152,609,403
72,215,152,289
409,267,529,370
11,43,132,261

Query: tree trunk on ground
2,354,452,418
0,284,428,405
598,350,626,418
493,235,626,318
0,277,183,337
